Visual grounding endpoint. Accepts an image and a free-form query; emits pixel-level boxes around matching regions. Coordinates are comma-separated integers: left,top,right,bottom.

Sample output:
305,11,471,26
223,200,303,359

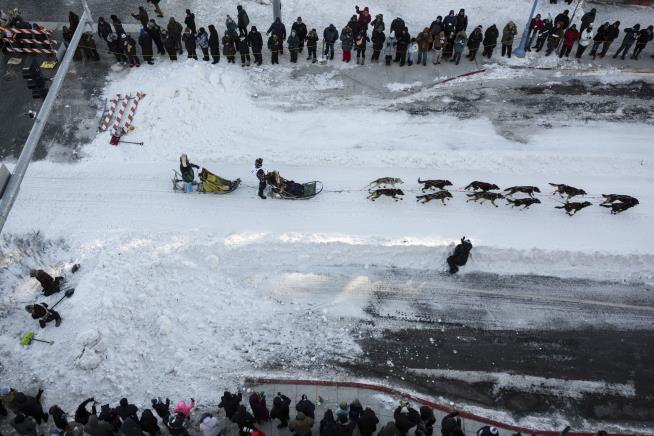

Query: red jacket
530,18,543,31
563,28,579,46
357,7,372,26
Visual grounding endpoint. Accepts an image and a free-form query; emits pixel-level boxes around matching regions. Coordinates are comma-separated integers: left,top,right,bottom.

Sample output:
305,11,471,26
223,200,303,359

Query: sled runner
172,168,241,194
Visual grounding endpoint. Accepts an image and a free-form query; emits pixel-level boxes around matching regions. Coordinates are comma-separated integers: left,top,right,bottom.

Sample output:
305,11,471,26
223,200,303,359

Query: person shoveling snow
447,236,473,274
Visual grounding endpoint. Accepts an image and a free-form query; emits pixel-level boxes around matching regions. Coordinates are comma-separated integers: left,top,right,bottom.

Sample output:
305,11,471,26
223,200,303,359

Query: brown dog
466,191,504,207
506,197,541,209
418,178,452,192
549,183,587,198
504,186,541,198
465,181,500,192
555,201,592,216
416,190,453,205
367,188,404,201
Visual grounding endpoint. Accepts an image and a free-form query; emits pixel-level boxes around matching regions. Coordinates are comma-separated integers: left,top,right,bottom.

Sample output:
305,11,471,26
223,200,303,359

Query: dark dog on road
506,197,541,209
418,178,452,191
466,191,504,207
367,188,404,201
549,183,587,198
416,190,453,205
504,185,541,198
555,201,592,216
465,181,500,192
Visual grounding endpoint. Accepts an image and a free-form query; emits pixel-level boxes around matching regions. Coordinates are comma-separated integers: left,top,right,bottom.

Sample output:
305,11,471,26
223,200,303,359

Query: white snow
2,0,654,429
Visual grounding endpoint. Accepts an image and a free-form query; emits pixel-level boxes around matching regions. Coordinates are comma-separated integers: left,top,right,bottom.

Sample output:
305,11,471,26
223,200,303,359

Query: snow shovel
319,40,328,65
20,332,54,346
50,288,75,310
110,134,143,146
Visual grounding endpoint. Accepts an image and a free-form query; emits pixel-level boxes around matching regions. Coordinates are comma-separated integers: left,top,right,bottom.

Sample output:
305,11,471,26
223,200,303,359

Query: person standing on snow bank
74,398,97,425
270,392,291,429
237,5,250,37
249,392,270,423
172,399,195,419
30,269,63,296
151,398,171,422
613,24,640,60
10,389,49,425
180,154,199,193
253,158,267,200
323,24,339,60
447,237,473,274
199,413,220,436
26,303,62,328
218,391,242,420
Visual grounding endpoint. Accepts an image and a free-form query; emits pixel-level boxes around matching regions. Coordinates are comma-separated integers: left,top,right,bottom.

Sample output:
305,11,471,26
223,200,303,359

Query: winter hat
489,427,498,435
151,398,158,405
237,5,242,10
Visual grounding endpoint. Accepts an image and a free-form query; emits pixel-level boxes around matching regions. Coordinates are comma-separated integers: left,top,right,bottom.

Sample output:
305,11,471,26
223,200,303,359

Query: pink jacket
172,399,196,417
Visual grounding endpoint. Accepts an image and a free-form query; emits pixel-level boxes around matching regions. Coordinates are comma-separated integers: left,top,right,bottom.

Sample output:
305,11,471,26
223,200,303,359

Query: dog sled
267,171,323,200
172,168,241,194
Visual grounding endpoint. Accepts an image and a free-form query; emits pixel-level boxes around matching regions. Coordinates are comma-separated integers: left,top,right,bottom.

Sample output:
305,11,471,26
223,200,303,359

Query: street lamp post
273,0,282,21
515,0,539,58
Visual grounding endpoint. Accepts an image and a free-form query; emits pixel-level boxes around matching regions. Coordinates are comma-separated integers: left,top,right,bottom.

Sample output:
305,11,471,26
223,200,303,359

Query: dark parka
357,408,379,436
295,396,315,420
390,17,405,35
371,30,386,50
248,27,264,54
140,409,160,435
84,415,116,436
121,417,145,436
393,407,420,436
218,392,241,420
292,21,308,42
320,410,337,436
208,25,221,58
49,405,68,430
139,28,154,58
12,415,38,436
455,10,468,32
267,18,287,40
580,9,596,27
270,394,291,423
132,7,149,27
13,392,46,423
467,27,483,50
75,398,97,425
324,25,339,43
97,17,112,41
184,10,197,34
340,26,354,51
483,25,499,47
237,6,250,29
116,399,139,422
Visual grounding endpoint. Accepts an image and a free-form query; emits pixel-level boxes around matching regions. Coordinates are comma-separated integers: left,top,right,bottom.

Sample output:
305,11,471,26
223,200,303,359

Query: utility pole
0,0,94,233
273,0,282,21
515,0,538,58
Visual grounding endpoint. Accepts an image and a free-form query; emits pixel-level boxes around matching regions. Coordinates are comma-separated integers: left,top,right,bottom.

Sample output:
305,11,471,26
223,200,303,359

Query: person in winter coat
199,413,220,436
248,26,263,65
139,409,159,435
84,415,115,436
179,154,199,192
226,15,238,40
167,412,190,436
163,30,177,60
295,395,315,420
151,398,171,422
172,399,195,419
196,27,210,61
560,24,579,57
580,8,596,34
501,21,517,58
355,6,372,31
147,20,165,54
371,14,385,34
357,408,379,436
238,35,251,65
334,402,349,421
287,30,300,62
218,392,242,420
379,422,402,436
132,6,149,27
248,392,270,423
74,398,97,425
26,303,62,328
111,15,125,36
354,30,370,64
554,10,570,30
347,15,361,38
432,30,445,64
139,27,154,64
116,398,138,422
451,31,467,65
12,413,38,436
292,17,308,52
393,404,420,436
416,28,433,66
442,11,456,36
335,414,356,436
482,24,499,58
12,390,48,424
631,25,653,59
390,17,406,38
306,28,319,62
600,21,620,57
289,412,314,436
268,34,279,64
440,411,464,436
371,28,385,62
395,28,410,65
323,24,339,60
527,13,543,51
208,25,221,63
407,37,418,65
589,22,608,59
614,24,640,60
231,405,256,434
575,25,593,58
182,27,197,59
429,16,443,42
546,22,564,55
267,17,286,55
49,405,68,431
384,31,396,65
82,33,100,60
184,9,196,34
455,9,468,32
107,33,124,62
237,5,250,36
167,17,183,54
533,19,552,52
97,17,112,41
466,25,483,61
319,410,337,436
120,417,144,436
416,406,435,436
270,393,291,428
447,237,473,274
29,269,63,296
340,25,354,62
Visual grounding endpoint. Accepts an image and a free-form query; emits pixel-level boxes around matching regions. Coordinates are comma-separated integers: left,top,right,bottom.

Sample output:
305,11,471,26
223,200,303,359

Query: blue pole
515,0,538,58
